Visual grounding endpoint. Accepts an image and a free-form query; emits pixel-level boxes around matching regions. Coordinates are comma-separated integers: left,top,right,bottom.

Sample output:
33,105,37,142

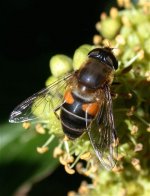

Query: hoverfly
9,47,119,170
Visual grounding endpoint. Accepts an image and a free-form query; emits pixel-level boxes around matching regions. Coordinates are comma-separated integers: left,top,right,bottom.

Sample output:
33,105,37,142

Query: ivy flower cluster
24,0,150,195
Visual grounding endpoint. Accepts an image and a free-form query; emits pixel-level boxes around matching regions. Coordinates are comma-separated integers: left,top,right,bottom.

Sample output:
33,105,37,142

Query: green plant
6,0,150,195
39,1,150,195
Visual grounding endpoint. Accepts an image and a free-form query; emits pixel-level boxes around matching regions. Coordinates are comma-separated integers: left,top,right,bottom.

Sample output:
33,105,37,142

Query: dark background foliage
0,0,116,195
0,0,117,121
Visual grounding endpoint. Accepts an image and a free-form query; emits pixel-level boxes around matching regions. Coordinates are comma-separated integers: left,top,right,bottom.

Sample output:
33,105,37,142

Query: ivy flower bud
45,75,58,87
137,22,150,40
73,44,93,70
49,54,73,77
100,18,121,39
144,38,150,55
127,32,140,48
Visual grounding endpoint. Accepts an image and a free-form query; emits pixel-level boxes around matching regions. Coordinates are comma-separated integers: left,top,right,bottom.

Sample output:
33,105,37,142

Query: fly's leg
53,101,65,120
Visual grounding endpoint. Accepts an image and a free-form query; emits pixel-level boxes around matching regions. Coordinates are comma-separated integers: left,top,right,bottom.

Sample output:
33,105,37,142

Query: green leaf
0,122,59,196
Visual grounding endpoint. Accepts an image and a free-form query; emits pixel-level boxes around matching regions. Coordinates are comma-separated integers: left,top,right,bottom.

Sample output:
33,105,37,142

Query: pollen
65,164,75,175
78,181,89,195
137,50,144,60
115,153,124,161
145,71,150,81
59,154,74,165
93,34,102,45
53,147,64,158
76,162,83,174
63,135,69,141
115,34,125,45
22,122,31,129
100,12,107,20
131,158,141,171
110,7,118,19
37,146,49,154
147,126,150,132
80,152,91,161
126,106,135,117
117,0,131,8
121,16,131,27
35,123,46,134
112,137,119,147
131,125,138,135
134,143,143,152
67,191,76,196
59,156,66,165
112,165,124,173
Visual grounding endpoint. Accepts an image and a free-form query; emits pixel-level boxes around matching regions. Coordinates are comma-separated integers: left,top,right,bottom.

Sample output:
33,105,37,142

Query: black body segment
60,92,94,140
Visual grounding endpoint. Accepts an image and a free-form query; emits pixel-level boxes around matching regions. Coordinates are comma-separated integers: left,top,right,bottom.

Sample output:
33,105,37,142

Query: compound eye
105,56,114,69
88,48,118,70
88,48,100,58
109,55,118,70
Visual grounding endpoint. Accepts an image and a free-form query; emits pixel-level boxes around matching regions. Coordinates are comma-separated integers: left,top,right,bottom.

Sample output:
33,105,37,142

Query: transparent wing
9,73,74,123
87,85,118,170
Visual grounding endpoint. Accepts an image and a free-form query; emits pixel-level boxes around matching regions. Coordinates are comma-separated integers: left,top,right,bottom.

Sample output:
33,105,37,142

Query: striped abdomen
60,90,99,140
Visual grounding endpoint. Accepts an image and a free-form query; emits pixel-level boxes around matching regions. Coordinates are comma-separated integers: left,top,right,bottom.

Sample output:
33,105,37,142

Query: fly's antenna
102,39,119,53
102,39,111,48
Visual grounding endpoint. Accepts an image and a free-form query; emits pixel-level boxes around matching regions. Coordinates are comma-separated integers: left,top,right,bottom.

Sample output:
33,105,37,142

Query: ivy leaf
0,122,59,196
